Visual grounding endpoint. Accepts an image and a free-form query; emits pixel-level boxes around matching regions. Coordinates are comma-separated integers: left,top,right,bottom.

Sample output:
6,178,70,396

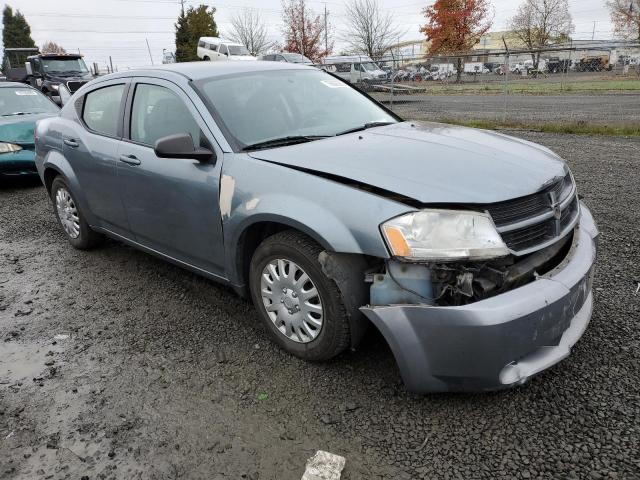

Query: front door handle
119,154,141,166
63,138,79,148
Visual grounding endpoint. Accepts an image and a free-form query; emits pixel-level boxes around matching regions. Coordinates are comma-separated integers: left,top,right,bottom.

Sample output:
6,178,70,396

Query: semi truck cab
4,48,94,104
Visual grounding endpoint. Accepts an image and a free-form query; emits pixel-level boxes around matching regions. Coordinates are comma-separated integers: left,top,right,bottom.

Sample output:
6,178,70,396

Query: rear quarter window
82,84,125,137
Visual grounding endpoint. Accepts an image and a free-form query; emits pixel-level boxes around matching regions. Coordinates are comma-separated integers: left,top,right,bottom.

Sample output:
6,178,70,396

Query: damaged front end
368,229,573,308
369,170,581,308
359,195,597,393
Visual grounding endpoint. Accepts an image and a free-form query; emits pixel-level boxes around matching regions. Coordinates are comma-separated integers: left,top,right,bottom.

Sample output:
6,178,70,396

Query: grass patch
437,118,640,136
417,79,640,95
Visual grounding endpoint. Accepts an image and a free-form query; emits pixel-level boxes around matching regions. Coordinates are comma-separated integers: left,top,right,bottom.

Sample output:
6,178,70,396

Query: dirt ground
1,132,639,480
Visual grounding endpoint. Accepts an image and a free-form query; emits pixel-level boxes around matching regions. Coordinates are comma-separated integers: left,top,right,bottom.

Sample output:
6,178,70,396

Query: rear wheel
203,56,210,61
51,177,103,250
249,230,350,361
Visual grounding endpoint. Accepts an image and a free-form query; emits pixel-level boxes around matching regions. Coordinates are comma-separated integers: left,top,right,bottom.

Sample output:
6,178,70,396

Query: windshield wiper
335,121,395,136
242,135,328,151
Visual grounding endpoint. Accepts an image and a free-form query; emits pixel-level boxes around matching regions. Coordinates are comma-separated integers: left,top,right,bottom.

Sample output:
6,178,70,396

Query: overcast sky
4,0,614,69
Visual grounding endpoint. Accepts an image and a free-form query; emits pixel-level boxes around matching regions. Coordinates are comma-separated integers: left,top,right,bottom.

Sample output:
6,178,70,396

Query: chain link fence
318,44,640,132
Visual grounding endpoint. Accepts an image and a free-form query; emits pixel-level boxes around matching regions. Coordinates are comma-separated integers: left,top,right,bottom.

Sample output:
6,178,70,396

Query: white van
196,37,256,62
322,56,387,84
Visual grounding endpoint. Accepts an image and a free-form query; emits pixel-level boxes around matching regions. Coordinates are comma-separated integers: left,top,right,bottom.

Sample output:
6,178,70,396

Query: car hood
47,73,93,83
248,121,568,205
0,113,56,146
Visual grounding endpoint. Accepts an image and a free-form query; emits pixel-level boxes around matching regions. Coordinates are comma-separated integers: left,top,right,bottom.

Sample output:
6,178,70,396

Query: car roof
103,61,313,81
0,82,37,89
199,37,242,45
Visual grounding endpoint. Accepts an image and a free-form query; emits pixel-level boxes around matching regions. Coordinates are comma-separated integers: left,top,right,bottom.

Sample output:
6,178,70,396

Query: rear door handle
119,154,141,166
63,138,79,148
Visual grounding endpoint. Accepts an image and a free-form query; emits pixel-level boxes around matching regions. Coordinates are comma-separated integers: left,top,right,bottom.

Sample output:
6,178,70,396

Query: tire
249,230,350,361
51,176,103,250
203,56,210,61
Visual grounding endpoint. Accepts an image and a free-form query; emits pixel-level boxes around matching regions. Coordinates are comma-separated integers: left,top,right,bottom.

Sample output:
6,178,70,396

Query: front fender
221,153,414,285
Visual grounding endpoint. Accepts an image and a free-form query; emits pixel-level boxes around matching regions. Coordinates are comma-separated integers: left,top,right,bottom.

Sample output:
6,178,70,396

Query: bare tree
41,41,66,54
509,0,574,69
227,8,271,56
342,0,400,61
607,0,640,41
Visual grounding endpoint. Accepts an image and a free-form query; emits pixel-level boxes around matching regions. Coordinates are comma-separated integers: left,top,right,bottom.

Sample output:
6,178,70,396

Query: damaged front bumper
361,203,598,393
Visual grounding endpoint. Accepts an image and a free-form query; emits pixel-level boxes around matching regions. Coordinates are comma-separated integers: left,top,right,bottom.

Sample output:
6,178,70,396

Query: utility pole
502,36,509,123
324,3,328,55
109,56,114,74
592,21,596,41
146,38,154,65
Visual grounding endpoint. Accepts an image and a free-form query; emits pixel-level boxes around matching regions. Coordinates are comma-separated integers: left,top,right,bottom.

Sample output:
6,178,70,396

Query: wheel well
236,222,293,291
43,168,60,195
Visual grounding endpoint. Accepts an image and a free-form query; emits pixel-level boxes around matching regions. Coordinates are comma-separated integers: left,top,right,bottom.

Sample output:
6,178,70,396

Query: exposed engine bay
368,229,575,307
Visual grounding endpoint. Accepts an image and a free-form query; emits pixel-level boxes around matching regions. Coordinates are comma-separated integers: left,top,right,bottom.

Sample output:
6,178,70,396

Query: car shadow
0,175,43,191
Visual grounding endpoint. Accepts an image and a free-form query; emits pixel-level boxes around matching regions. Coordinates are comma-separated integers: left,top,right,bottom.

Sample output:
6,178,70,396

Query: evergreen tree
2,6,37,70
175,4,218,62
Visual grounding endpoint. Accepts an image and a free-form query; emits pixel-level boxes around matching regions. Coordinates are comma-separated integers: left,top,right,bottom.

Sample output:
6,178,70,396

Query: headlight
381,209,509,261
0,142,23,153
50,84,60,91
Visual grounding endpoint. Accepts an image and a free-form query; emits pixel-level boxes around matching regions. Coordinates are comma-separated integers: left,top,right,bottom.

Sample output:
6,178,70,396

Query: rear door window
82,84,125,137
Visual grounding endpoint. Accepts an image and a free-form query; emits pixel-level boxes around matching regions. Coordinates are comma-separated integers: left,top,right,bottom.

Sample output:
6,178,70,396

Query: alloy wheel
55,187,80,239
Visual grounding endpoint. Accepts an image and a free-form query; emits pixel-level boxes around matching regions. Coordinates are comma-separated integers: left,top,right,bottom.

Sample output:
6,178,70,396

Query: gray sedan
34,62,597,393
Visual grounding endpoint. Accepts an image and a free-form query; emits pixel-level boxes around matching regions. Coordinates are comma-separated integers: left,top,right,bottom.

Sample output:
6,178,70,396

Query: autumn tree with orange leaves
281,0,331,62
420,0,493,82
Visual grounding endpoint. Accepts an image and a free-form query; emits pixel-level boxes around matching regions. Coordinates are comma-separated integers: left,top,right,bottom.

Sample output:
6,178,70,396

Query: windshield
282,53,312,63
0,87,59,116
228,45,251,56
195,69,397,149
41,57,89,74
361,62,379,72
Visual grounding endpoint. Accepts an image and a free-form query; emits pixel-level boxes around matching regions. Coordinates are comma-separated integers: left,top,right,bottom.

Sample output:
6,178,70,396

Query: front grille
487,173,573,225
66,81,86,93
485,172,579,255
501,221,554,252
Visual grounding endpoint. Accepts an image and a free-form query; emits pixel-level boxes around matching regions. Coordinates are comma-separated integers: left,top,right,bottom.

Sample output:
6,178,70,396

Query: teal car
0,82,59,177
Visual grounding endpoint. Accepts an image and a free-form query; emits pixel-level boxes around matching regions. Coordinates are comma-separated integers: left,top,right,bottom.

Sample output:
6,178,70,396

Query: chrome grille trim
496,183,576,234
484,172,580,255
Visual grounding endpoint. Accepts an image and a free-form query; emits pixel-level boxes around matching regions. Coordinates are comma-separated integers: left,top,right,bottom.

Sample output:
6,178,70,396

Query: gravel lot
1,132,639,480
374,93,640,126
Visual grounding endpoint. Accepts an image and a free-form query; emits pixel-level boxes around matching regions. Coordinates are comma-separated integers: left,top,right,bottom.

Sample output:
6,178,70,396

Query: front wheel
249,231,351,361
51,177,103,250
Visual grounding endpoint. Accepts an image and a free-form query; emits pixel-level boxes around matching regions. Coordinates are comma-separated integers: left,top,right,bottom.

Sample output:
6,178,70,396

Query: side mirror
154,133,215,163
25,62,33,76
58,83,72,106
